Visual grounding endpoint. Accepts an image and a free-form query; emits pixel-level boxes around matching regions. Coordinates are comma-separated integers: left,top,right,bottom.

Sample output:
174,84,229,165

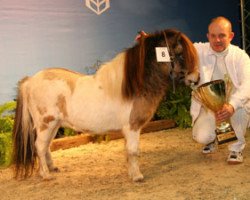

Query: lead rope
162,31,176,93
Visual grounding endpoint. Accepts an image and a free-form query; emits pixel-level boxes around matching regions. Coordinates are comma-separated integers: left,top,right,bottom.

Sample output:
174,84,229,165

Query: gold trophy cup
192,79,237,145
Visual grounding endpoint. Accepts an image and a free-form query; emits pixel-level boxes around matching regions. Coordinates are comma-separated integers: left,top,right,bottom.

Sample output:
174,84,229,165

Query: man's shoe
202,142,216,154
227,151,243,164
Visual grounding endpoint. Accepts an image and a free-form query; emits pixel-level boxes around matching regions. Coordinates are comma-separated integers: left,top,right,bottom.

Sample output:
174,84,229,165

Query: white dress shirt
191,42,250,124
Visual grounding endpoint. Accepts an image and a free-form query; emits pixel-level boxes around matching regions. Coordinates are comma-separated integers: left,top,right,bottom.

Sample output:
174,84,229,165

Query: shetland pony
12,29,199,181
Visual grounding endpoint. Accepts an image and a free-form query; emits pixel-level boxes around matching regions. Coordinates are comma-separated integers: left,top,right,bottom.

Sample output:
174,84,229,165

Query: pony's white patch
62,53,132,133
122,125,143,181
22,53,131,135
123,125,140,155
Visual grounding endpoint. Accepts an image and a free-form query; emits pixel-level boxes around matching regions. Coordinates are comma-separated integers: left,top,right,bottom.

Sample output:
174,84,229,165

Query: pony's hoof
50,167,60,173
40,171,55,181
132,174,144,182
42,175,55,181
128,168,144,182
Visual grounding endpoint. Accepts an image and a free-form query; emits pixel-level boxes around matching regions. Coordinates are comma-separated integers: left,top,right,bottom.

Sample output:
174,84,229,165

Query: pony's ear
135,31,148,43
175,32,182,42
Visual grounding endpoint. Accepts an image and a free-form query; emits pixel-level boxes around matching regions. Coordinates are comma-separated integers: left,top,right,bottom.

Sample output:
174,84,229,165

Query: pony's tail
12,77,37,179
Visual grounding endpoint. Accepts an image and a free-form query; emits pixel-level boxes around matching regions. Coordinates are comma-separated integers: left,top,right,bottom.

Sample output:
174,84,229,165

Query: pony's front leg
123,125,144,182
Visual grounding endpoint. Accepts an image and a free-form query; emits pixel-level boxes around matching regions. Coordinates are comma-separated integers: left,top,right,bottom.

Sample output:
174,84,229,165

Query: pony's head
160,29,200,86
122,29,199,99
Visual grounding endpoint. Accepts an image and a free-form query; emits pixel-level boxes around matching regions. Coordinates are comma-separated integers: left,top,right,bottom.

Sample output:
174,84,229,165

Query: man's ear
229,32,235,41
206,33,209,40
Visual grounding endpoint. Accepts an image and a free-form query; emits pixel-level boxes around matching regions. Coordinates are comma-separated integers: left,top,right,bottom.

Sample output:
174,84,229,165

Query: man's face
207,21,234,52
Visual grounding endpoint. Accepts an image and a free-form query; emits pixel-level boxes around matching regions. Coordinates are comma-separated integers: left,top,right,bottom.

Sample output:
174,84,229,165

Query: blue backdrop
0,0,241,103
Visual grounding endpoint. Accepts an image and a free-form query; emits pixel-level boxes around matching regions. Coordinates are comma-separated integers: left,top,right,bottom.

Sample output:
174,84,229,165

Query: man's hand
215,103,234,123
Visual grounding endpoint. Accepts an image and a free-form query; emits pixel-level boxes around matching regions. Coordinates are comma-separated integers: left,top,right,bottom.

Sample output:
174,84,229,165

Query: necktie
212,55,227,81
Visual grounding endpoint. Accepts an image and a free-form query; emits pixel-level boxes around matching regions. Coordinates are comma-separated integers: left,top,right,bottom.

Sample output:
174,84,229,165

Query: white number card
155,47,171,62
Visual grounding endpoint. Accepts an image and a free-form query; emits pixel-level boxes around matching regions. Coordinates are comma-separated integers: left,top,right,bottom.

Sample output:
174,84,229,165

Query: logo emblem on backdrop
86,0,110,15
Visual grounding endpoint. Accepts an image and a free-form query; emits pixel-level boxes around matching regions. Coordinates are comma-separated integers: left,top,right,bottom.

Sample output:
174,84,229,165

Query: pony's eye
176,54,184,60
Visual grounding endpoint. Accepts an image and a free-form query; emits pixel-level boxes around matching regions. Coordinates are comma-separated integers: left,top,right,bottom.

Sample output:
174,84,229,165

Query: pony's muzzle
185,71,200,86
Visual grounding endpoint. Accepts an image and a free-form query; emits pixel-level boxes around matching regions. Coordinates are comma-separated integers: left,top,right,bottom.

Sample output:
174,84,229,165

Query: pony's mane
122,29,198,100
122,39,145,100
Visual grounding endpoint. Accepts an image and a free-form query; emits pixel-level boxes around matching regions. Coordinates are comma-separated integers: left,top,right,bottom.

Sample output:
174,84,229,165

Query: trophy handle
192,90,202,102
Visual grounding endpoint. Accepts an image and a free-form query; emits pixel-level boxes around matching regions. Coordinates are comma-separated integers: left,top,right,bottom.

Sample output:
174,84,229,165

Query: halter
162,31,177,93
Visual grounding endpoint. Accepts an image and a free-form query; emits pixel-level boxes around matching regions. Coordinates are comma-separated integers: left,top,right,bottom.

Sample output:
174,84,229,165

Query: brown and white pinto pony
12,29,199,181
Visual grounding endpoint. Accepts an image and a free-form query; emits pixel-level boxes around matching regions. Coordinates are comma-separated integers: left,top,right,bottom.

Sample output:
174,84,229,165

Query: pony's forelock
179,33,199,73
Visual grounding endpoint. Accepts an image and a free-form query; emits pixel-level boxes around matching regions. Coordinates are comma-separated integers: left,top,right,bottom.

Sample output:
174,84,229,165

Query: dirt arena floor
0,128,250,200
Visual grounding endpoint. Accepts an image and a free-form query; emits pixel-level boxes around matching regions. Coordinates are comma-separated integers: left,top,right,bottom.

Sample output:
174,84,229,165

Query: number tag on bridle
155,47,171,62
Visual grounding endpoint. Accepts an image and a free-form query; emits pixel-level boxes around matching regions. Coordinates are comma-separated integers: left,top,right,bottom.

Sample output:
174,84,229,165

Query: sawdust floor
0,128,250,200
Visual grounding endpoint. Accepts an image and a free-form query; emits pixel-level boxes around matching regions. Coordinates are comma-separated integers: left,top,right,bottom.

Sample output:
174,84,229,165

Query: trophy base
215,130,237,145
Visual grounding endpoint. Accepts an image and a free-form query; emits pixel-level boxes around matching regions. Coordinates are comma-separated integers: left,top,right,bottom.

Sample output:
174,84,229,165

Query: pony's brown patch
56,94,68,117
129,96,162,131
37,106,47,115
42,68,82,93
40,116,55,131
40,124,48,132
43,115,55,123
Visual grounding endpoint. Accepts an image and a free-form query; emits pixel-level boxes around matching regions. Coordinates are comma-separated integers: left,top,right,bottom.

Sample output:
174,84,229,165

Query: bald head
207,16,234,52
208,16,232,33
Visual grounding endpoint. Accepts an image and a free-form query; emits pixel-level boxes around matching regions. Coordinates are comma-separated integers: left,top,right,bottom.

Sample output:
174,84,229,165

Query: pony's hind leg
35,123,59,180
35,131,52,180
46,125,60,172
46,149,59,172
123,125,144,182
